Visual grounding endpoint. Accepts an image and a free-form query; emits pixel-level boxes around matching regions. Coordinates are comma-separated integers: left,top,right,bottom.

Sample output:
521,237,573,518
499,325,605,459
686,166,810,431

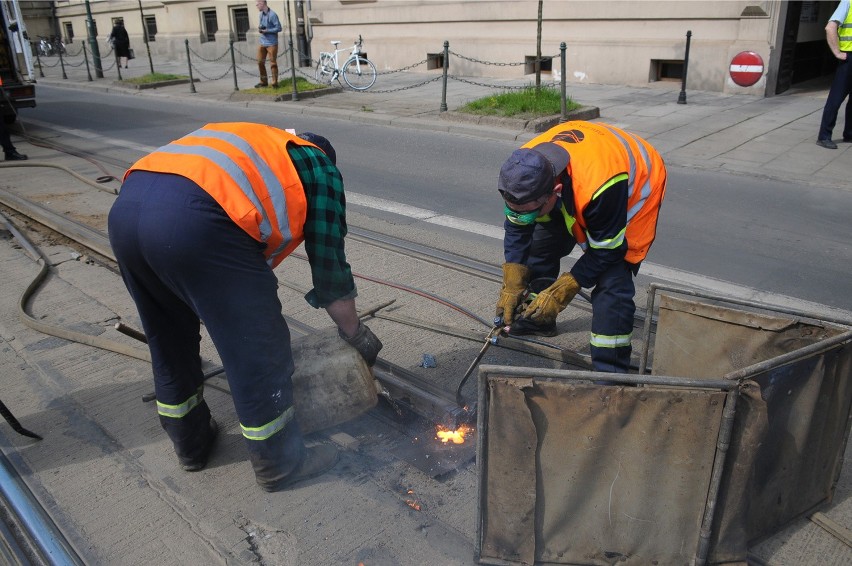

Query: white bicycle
315,35,377,91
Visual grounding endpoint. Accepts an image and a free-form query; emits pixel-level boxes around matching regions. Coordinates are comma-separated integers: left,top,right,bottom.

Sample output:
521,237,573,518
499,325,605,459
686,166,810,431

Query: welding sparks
405,499,422,511
436,424,471,444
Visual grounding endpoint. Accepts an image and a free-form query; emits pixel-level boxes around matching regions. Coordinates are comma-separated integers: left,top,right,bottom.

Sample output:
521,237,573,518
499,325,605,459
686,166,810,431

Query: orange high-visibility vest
126,123,319,268
524,121,667,264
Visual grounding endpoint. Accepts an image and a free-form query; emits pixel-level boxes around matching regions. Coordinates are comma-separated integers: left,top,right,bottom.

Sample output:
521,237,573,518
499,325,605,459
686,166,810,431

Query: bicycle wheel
315,58,334,84
342,56,377,90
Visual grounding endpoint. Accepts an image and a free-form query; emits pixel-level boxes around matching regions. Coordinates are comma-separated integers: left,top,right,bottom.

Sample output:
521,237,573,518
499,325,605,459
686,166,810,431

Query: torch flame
436,424,471,444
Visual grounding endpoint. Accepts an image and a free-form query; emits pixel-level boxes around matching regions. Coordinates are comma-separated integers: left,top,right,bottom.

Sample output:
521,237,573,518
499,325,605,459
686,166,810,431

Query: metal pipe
0,450,85,565
694,386,740,565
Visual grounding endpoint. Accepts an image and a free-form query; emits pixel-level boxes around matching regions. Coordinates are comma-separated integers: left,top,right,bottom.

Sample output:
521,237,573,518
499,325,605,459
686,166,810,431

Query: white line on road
26,119,850,321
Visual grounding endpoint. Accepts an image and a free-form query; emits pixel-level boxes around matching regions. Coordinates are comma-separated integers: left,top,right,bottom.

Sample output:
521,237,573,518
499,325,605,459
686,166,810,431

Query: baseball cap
298,132,337,165
498,142,570,205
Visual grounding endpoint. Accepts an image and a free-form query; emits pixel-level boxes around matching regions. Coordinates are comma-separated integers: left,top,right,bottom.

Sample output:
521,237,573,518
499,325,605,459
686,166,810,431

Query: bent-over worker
108,123,382,491
496,121,666,373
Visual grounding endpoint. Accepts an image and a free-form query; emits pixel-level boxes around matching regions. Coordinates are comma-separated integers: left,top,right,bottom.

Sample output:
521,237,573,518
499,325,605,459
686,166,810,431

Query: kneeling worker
496,121,666,373
108,123,381,491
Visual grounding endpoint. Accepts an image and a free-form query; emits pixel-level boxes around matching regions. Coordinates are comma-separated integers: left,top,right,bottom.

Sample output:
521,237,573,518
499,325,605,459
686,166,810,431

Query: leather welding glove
340,322,383,366
521,272,580,326
496,262,530,325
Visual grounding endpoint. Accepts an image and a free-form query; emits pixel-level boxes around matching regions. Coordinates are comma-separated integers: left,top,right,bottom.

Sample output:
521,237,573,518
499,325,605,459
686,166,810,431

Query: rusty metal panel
646,291,852,564
652,294,843,379
477,372,729,566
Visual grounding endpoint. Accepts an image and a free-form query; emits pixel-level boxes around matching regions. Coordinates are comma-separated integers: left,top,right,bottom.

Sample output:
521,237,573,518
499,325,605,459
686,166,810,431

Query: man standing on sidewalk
256,0,282,88
816,0,851,149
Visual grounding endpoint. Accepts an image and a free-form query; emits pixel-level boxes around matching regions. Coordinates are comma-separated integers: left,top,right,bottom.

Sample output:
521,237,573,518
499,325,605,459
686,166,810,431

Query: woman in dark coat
108,21,131,68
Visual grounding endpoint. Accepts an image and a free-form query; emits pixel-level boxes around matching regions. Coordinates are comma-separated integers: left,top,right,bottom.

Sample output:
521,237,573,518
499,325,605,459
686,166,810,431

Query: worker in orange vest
496,121,666,373
108,123,381,491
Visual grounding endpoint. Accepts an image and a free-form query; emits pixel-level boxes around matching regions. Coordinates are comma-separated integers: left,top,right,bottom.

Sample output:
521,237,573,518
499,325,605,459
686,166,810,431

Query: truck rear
0,0,36,124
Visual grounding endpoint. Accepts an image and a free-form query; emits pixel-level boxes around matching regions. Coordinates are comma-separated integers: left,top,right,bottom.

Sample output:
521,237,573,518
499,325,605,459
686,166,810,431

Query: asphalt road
23,84,852,313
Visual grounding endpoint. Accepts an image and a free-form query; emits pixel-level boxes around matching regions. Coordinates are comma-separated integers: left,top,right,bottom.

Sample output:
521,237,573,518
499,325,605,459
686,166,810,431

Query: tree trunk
535,0,543,90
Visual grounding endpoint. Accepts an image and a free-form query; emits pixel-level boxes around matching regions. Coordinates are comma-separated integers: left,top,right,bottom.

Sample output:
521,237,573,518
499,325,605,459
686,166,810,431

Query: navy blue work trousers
818,57,852,142
108,171,304,479
528,220,635,373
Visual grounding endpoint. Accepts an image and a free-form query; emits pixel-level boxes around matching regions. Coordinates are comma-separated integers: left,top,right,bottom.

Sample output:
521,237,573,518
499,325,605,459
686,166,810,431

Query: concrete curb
438,104,600,132
113,78,200,90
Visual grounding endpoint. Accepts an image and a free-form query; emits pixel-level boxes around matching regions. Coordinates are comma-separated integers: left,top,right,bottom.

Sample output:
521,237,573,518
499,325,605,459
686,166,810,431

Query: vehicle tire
314,58,334,84
342,57,377,90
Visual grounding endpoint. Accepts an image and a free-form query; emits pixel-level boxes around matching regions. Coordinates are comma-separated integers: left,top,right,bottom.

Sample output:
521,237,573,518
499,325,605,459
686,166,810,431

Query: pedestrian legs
818,59,852,142
268,44,279,87
257,45,270,86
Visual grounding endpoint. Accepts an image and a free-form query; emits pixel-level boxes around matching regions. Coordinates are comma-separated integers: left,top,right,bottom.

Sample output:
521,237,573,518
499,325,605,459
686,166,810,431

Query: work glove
339,322,383,366
520,272,580,326
496,262,530,325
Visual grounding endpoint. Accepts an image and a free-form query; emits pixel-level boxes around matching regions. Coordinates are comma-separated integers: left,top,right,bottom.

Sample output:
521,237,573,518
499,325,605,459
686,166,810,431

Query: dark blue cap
498,142,570,204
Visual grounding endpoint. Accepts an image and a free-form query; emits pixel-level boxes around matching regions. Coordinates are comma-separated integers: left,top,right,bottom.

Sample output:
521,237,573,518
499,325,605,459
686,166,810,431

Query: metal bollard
440,41,449,112
560,42,567,122
59,48,67,80
678,30,692,105
82,43,92,81
186,39,197,93
288,38,299,101
230,40,239,92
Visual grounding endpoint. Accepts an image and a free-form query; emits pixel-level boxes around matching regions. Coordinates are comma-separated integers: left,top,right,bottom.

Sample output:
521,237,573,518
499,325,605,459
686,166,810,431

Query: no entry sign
729,51,764,87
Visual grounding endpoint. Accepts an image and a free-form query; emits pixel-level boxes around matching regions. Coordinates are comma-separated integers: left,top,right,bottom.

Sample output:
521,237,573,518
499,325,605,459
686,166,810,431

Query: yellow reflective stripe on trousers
590,332,632,348
157,386,204,419
241,406,295,441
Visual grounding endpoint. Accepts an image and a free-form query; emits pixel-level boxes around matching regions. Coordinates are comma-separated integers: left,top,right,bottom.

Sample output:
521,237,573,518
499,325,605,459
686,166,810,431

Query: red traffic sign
729,51,764,87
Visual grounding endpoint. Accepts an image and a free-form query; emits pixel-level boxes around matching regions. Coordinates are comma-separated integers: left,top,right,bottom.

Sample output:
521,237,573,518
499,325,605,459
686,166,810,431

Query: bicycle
314,35,377,91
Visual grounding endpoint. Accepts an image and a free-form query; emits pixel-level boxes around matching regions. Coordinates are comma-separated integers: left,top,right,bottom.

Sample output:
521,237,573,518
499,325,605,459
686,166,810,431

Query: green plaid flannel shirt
287,143,357,308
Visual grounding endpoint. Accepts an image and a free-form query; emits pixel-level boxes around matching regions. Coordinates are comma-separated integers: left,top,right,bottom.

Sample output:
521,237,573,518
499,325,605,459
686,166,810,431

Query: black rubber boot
4,151,27,161
178,418,219,472
257,443,339,492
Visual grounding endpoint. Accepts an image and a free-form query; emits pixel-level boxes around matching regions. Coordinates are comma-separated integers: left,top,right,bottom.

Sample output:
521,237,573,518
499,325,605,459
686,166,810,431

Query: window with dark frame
63,22,74,44
201,9,219,43
144,15,157,42
232,7,250,42
652,59,684,81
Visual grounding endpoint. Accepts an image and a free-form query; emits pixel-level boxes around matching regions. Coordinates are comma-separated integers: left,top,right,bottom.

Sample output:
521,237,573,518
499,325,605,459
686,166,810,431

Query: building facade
25,1,841,96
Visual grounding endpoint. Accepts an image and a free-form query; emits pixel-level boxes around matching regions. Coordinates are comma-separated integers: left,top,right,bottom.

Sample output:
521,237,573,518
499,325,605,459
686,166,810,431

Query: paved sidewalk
26,50,851,190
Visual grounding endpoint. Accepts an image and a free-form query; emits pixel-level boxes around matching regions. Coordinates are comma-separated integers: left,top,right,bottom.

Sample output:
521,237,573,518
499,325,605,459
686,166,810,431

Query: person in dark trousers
108,20,131,69
496,121,666,373
816,0,851,149
108,123,382,492
1,119,27,160
255,0,282,87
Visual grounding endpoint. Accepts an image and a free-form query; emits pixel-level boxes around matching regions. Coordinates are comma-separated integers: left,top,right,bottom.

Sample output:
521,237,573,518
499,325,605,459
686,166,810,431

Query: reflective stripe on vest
840,8,852,52
590,331,632,348
157,386,204,419
126,123,311,268
241,406,295,441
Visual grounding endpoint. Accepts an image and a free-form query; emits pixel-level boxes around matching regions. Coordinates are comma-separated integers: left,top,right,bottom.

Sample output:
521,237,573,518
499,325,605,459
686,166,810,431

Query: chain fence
32,39,572,114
